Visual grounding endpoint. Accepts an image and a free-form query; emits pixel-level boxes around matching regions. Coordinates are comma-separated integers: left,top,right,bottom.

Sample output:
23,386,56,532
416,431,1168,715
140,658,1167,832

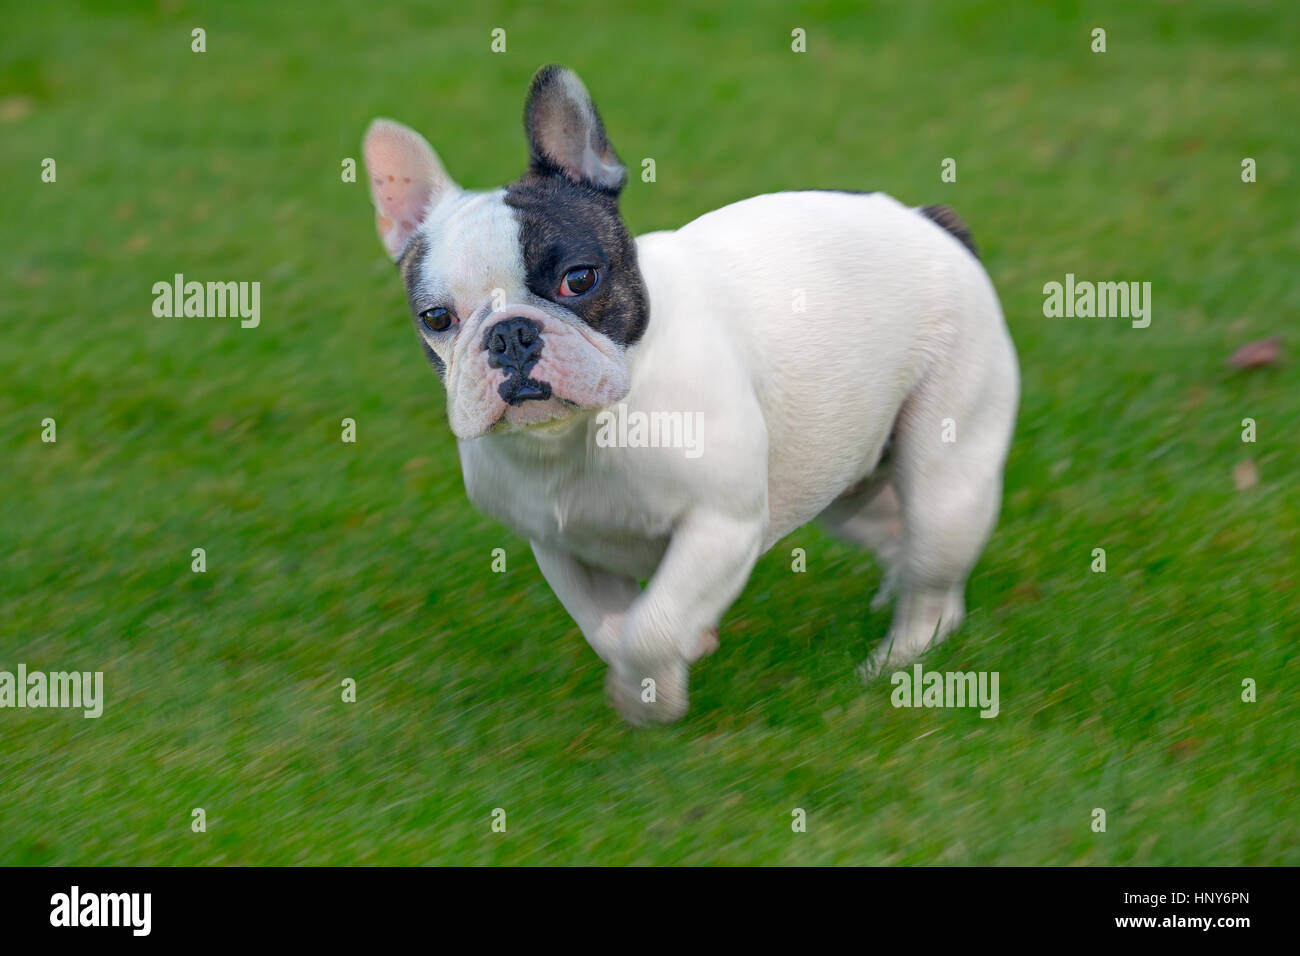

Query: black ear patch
918,205,978,259
523,65,626,194
505,171,648,346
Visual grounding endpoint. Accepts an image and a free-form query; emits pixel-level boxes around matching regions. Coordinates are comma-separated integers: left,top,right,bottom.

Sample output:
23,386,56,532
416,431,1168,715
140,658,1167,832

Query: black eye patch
504,171,648,346
535,243,605,284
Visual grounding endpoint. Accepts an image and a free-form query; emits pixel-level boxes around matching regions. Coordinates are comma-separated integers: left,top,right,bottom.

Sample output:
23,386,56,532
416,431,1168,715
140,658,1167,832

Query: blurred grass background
0,0,1296,864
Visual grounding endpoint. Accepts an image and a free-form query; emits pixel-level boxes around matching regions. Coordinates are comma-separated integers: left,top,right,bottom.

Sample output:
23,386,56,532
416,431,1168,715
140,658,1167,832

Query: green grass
1,0,1297,865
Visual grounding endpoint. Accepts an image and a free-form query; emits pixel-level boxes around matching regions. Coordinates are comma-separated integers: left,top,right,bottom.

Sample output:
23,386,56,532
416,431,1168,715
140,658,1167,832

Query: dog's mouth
489,394,584,433
496,367,553,406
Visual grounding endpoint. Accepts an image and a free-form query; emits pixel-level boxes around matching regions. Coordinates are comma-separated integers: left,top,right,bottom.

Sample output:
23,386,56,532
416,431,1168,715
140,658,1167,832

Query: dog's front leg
531,541,641,666
607,509,764,725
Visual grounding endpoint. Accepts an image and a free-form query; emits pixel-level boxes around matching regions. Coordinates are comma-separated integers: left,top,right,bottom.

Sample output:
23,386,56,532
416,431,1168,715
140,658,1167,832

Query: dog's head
363,66,647,440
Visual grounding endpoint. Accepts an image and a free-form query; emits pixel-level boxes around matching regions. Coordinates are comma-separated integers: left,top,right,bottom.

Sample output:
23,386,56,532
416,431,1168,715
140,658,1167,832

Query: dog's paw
605,658,690,726
858,586,966,681
855,639,900,681
688,627,719,662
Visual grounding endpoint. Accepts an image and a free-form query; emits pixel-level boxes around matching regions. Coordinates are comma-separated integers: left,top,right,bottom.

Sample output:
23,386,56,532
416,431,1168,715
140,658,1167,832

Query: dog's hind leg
818,474,904,611
859,333,1018,678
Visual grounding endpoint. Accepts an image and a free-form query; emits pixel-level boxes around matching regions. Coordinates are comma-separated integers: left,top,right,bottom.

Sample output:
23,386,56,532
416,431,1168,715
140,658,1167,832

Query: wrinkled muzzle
446,303,630,439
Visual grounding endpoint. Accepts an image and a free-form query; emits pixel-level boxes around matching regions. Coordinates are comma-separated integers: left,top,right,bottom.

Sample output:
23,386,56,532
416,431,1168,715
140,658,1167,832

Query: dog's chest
460,438,672,579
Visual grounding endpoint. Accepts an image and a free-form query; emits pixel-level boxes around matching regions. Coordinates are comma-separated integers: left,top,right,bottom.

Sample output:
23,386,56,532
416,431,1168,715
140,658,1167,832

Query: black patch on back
790,188,877,196
504,171,649,346
918,205,978,259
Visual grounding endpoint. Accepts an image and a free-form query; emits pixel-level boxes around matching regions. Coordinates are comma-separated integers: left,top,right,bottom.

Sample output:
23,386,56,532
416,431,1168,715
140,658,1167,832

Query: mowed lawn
1,0,1296,864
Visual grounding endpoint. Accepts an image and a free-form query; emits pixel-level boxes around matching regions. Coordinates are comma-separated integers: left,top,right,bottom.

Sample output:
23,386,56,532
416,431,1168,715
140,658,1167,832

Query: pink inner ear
363,121,448,258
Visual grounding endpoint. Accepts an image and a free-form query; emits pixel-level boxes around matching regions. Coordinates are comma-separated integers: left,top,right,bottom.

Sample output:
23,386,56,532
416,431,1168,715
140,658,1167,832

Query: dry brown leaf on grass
1234,460,1258,491
0,96,32,122
1227,336,1282,370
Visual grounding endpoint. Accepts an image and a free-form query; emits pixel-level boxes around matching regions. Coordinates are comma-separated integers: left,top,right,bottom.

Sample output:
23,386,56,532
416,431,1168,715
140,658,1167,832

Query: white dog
362,65,1019,724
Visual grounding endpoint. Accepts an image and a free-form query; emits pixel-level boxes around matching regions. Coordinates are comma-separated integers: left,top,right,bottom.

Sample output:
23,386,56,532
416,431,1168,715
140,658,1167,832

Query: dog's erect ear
363,119,457,260
523,65,626,194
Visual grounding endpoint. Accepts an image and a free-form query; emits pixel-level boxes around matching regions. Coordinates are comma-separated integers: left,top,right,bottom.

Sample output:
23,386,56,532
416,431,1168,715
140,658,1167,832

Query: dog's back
634,190,1016,541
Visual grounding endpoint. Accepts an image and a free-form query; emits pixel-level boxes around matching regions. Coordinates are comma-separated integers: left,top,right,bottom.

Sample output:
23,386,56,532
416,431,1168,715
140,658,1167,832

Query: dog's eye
419,307,455,332
559,267,598,297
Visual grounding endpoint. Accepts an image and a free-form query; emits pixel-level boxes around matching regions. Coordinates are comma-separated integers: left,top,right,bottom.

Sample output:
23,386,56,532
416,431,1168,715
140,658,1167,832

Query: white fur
461,190,1019,723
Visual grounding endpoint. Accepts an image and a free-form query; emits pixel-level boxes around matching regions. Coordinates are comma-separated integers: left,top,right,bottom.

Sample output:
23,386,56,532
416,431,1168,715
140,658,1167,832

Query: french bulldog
362,65,1019,725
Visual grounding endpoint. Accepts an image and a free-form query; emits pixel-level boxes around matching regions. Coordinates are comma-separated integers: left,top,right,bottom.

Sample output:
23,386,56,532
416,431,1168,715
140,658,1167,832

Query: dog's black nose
484,316,542,370
484,316,551,405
